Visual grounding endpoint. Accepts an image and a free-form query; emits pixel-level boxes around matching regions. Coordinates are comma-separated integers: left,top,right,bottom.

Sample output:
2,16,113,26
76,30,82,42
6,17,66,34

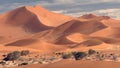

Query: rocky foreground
1,49,120,68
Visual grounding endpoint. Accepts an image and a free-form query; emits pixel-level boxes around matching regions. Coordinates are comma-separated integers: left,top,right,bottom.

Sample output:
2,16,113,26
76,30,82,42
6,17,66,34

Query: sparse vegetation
3,51,21,61
72,52,87,60
3,50,30,61
88,49,96,55
62,53,72,59
21,50,30,56
1,50,120,68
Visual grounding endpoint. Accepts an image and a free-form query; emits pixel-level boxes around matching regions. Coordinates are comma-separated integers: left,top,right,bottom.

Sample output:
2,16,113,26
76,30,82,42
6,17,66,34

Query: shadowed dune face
5,39,38,46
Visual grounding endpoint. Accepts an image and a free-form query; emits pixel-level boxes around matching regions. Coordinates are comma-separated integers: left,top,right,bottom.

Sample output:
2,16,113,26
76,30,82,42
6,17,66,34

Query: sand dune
42,19,107,44
3,5,73,27
91,37,120,45
0,5,74,44
0,5,118,46
23,5,74,27
89,26,120,45
78,39,103,46
66,33,89,43
1,5,120,68
0,5,119,50
90,27,120,39
5,38,67,52
56,20,107,35
101,18,120,27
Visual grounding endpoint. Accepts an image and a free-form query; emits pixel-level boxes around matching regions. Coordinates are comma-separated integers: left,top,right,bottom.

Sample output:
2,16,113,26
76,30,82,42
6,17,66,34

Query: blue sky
0,0,120,19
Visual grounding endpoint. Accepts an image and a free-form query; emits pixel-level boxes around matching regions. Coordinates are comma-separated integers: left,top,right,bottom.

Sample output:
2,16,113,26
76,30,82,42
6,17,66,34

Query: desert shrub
21,50,30,56
72,52,87,60
88,49,96,55
62,53,72,59
3,51,21,61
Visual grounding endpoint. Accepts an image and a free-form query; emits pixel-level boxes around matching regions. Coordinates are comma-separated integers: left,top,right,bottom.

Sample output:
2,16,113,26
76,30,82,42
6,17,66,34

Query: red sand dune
0,5,73,44
90,27,120,39
5,39,67,52
0,5,120,55
42,19,107,44
66,33,89,43
101,18,120,27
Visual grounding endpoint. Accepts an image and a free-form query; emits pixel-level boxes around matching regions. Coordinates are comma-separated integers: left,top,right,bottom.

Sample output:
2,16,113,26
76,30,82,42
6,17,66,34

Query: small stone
5,61,14,65
33,61,39,64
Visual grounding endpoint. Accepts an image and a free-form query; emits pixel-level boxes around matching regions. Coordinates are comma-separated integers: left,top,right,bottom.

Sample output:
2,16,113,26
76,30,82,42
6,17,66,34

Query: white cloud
93,9,120,19
60,8,120,19
52,10,67,14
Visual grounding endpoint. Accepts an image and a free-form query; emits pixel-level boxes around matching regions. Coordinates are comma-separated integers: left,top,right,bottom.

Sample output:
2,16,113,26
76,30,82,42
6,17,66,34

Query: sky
0,0,120,19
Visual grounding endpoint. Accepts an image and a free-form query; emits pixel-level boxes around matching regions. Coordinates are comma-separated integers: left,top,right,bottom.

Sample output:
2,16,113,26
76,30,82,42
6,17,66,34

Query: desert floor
11,60,120,68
